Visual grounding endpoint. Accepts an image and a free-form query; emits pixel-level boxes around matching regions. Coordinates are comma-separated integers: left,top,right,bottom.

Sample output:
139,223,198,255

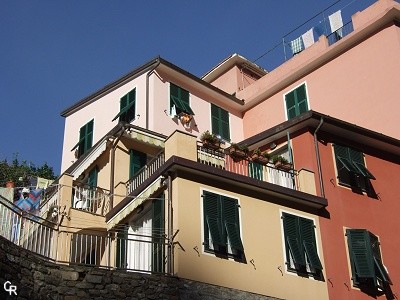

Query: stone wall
0,236,280,300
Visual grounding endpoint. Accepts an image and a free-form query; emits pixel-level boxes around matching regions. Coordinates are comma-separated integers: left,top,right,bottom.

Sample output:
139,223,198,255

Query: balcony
197,144,296,190
39,182,111,218
71,184,111,216
126,152,165,195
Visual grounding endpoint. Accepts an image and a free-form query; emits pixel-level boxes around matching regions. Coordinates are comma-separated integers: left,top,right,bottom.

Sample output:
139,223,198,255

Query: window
129,149,147,179
282,213,323,275
112,88,136,123
170,83,194,116
333,144,375,190
88,166,98,188
346,229,392,291
71,119,94,158
211,103,230,141
202,190,243,257
285,84,309,120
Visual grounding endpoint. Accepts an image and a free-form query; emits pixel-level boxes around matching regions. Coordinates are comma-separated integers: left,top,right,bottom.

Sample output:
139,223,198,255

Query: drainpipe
110,125,127,209
314,117,325,198
146,58,161,130
167,172,173,275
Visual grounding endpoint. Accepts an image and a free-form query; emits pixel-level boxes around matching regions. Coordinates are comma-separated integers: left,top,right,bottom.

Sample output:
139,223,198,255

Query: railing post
16,214,22,246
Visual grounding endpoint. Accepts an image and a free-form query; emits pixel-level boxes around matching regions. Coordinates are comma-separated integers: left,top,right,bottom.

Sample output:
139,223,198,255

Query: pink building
11,0,396,299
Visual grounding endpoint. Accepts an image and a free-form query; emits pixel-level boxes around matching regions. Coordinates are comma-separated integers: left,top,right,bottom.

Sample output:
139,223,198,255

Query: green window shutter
152,194,165,273
129,150,147,179
170,83,194,115
211,104,220,136
285,91,297,120
347,229,375,279
296,84,308,115
248,162,263,180
120,94,128,111
88,167,98,188
222,196,243,251
283,213,306,267
113,89,136,122
220,108,230,141
369,232,392,285
211,104,230,141
75,120,94,158
203,191,225,248
334,144,375,184
285,84,308,120
299,218,322,270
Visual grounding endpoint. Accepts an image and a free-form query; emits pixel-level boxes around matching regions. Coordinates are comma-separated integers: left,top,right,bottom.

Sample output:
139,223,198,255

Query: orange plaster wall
316,139,400,299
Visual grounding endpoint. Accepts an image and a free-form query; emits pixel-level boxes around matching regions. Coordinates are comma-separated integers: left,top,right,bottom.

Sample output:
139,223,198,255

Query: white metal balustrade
0,199,169,274
72,186,111,216
126,152,165,194
197,144,296,190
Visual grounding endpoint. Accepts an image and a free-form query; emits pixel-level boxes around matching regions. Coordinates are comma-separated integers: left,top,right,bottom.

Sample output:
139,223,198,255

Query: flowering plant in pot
229,143,249,159
252,149,270,165
272,155,292,171
200,131,220,150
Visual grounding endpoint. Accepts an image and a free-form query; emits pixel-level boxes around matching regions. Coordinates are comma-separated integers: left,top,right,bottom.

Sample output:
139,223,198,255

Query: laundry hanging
329,10,343,38
291,37,303,55
302,28,315,49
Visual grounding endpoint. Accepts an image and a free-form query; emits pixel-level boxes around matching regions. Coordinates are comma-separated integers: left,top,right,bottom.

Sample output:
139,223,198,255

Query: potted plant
252,149,270,165
229,143,249,159
272,155,292,171
200,131,220,150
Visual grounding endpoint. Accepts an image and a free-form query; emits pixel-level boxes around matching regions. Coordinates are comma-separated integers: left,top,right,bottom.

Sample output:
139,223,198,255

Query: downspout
167,172,173,275
314,117,325,198
146,58,161,130
110,125,127,209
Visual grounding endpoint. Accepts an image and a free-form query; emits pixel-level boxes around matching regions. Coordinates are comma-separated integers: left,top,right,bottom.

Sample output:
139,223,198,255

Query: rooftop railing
327,21,354,46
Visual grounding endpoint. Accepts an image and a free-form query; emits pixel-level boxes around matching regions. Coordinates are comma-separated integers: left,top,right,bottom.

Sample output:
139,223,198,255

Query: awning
107,177,163,230
129,130,165,148
71,139,109,180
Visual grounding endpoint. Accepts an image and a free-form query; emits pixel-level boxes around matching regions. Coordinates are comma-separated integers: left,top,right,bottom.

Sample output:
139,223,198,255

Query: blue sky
0,0,374,175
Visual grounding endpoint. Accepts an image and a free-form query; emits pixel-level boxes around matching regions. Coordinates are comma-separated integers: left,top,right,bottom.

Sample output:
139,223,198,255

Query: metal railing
327,21,354,46
0,199,169,274
39,184,61,218
126,152,165,194
197,145,296,190
255,0,375,70
72,185,111,216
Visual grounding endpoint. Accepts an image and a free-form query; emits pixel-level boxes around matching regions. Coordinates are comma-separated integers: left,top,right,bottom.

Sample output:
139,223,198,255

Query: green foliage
272,155,289,165
0,153,57,187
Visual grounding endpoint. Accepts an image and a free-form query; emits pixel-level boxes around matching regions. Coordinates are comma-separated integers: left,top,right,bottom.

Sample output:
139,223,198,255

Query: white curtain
127,210,152,272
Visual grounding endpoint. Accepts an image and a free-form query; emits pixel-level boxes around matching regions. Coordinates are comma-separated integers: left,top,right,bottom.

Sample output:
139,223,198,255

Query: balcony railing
327,21,354,46
0,199,169,274
126,152,165,195
197,145,296,190
72,185,111,216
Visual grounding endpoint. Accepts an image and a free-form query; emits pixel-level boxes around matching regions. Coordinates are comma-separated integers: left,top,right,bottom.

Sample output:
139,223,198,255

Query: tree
0,154,57,187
